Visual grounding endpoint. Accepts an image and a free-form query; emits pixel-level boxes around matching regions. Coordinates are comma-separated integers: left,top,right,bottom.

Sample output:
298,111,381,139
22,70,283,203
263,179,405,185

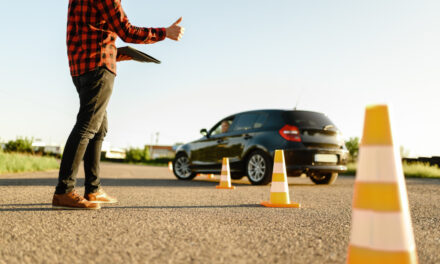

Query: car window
231,113,259,131
283,111,336,129
253,113,269,128
210,118,234,136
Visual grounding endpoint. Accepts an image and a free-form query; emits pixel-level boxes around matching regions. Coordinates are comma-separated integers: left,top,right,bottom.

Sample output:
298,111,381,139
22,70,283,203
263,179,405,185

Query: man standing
52,0,184,209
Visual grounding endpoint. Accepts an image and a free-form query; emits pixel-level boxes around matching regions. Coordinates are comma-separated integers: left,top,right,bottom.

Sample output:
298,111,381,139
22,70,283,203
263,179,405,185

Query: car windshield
284,111,336,129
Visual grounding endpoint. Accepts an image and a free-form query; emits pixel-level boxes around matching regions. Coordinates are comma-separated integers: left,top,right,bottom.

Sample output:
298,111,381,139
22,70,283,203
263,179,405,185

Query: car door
190,117,235,171
225,113,261,167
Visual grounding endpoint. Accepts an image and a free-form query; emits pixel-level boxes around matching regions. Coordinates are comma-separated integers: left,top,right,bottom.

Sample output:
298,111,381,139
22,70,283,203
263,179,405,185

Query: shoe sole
52,205,101,210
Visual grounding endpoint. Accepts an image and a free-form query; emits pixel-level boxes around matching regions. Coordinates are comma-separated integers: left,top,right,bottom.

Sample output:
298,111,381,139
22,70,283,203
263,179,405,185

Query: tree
345,137,360,162
4,137,34,154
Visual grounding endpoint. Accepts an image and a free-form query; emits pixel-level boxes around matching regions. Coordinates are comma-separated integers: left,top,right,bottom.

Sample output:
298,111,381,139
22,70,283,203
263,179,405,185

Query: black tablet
117,46,161,64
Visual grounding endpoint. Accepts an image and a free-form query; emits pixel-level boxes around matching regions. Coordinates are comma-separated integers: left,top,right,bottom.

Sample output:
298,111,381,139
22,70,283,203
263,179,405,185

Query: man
221,120,230,134
52,0,184,210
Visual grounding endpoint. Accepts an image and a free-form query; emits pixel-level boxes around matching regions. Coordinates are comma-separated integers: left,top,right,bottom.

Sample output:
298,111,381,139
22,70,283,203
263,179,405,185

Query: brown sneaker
52,191,101,210
85,189,118,204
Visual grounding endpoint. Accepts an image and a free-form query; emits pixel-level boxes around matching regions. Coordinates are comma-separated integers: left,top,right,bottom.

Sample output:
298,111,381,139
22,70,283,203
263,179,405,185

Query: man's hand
166,17,184,41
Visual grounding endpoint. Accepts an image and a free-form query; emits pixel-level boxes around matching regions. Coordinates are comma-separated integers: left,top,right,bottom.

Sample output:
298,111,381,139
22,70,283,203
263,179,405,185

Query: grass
2,150,439,179
0,151,60,174
342,161,440,179
402,162,440,178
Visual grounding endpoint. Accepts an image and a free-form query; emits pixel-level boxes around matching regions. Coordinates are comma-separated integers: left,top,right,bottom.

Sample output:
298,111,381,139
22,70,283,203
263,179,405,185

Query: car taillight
279,125,301,142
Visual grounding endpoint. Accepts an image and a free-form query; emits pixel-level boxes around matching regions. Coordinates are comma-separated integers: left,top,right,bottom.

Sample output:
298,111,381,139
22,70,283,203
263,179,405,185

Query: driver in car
221,121,230,133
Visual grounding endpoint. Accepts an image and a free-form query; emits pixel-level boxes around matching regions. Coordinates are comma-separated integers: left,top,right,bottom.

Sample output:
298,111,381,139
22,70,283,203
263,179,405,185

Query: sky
0,0,439,157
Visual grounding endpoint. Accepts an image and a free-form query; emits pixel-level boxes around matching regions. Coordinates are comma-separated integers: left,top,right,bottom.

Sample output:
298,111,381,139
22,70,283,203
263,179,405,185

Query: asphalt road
0,163,439,264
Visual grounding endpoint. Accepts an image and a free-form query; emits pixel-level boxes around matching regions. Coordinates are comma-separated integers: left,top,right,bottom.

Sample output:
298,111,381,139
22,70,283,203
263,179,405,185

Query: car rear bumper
283,148,348,176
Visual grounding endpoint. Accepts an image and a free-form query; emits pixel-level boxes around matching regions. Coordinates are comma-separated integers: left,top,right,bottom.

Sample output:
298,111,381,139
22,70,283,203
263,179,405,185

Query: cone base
216,186,236,189
261,201,300,208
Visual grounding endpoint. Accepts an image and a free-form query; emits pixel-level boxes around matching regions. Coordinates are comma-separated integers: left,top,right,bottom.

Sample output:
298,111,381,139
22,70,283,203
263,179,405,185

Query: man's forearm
96,0,166,44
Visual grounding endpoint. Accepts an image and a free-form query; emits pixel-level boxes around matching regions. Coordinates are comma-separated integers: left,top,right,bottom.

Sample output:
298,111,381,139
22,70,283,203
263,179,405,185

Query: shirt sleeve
96,0,166,44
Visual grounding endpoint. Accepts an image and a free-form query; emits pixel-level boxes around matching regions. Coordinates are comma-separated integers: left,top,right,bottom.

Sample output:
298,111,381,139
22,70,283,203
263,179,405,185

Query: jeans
55,67,115,194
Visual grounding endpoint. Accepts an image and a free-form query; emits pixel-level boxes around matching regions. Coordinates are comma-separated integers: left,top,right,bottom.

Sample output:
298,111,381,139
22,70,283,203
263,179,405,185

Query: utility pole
155,132,160,145
149,133,154,160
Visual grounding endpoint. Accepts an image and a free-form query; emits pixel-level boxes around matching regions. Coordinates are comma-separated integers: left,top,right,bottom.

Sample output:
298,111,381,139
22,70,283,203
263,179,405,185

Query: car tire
245,150,272,185
173,153,197,180
309,172,338,185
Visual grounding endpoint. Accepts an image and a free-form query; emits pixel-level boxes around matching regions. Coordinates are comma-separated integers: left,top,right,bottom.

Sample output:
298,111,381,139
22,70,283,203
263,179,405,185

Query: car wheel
173,153,197,180
246,150,272,185
309,172,338,185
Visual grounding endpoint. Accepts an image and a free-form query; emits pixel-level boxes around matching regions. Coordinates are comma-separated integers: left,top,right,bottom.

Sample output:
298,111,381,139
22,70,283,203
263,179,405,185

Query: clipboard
117,46,161,64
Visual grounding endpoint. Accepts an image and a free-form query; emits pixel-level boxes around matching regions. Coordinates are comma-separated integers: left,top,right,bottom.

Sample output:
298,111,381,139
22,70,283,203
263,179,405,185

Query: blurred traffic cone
216,157,235,189
197,173,215,180
168,161,173,172
261,150,300,208
347,105,418,264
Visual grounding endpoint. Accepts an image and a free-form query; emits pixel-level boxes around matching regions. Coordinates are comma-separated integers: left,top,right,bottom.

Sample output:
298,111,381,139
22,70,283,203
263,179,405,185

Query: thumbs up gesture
166,17,185,41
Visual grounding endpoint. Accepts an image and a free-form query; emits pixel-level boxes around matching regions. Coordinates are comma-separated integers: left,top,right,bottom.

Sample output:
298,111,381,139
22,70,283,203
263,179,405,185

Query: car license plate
314,154,337,163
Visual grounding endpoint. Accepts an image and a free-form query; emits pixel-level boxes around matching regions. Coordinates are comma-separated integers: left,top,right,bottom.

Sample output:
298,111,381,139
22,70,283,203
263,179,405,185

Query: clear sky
0,0,439,157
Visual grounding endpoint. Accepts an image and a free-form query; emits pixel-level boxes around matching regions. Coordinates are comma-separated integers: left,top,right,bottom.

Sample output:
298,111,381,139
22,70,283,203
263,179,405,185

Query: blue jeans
55,67,115,194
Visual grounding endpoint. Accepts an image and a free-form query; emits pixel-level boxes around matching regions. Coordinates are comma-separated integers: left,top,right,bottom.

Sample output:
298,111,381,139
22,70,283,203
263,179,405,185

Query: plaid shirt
67,0,166,76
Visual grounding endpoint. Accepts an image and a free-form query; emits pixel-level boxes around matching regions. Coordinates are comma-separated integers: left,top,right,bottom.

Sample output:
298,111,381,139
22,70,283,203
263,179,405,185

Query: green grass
402,162,440,178
342,162,440,178
0,151,60,174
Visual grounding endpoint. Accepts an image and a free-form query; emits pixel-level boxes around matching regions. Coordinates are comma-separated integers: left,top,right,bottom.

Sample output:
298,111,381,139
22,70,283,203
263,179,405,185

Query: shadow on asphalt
0,203,53,212
0,178,315,187
0,203,262,212
0,208,53,212
104,204,263,209
0,178,223,187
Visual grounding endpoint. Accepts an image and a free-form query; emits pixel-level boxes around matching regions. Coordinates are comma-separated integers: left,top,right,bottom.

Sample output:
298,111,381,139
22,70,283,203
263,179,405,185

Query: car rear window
283,111,335,129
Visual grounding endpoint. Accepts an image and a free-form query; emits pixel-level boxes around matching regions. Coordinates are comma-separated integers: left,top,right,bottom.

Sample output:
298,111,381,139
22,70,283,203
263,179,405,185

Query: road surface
0,163,439,263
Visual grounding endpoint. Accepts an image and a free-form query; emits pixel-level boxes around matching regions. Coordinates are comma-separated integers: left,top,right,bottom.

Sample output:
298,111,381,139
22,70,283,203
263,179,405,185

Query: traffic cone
168,161,173,172
261,150,300,208
347,105,418,264
216,157,235,189
197,173,215,179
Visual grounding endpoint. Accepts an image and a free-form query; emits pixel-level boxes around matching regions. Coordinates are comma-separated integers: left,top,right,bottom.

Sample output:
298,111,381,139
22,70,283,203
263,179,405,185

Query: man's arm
96,0,166,44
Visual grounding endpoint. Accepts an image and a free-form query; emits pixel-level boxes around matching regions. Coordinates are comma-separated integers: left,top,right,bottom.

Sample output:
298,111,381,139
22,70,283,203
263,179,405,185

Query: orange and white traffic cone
216,157,235,189
168,161,173,172
261,149,300,208
347,105,418,264
197,173,215,180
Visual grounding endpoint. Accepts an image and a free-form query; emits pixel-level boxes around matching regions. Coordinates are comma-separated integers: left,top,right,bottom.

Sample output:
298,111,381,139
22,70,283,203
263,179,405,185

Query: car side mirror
200,128,208,137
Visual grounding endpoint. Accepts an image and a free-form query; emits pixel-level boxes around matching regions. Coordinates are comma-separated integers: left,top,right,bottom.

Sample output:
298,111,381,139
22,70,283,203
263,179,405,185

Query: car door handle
217,139,225,143
243,134,252,140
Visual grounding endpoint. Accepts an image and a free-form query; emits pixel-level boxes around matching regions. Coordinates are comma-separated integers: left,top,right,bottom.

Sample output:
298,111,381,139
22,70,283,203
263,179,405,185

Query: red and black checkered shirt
67,0,166,76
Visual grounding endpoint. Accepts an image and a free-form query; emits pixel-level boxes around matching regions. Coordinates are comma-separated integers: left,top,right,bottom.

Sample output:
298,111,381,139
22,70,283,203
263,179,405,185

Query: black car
173,109,348,185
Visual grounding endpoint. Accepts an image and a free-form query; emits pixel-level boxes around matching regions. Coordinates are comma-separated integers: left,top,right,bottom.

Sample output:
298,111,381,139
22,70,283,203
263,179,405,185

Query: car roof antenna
293,87,305,110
